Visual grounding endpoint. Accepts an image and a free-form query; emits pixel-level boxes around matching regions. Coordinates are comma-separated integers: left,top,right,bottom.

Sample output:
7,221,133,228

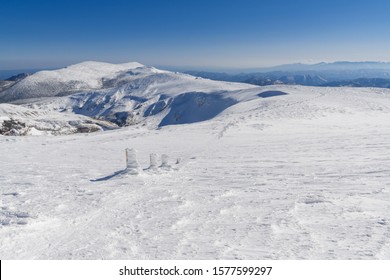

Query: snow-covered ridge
0,61,258,134
0,61,146,102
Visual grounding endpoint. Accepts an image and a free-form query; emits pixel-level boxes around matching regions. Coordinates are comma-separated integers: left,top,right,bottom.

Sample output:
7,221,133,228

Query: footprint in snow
2,192,19,197
0,209,32,226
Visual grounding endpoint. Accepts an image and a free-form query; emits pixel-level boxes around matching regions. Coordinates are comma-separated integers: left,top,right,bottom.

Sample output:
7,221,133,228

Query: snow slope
1,84,390,259
0,103,117,136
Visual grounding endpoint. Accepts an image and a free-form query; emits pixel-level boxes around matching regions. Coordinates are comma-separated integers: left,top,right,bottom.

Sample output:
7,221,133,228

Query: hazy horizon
3,60,390,73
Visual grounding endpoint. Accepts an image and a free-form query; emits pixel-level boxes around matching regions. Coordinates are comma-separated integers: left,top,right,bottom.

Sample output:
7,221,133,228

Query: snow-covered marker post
148,153,158,171
125,148,140,174
160,154,171,170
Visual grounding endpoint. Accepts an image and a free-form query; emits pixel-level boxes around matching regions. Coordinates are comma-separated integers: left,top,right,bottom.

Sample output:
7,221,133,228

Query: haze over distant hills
246,61,390,72
184,61,390,88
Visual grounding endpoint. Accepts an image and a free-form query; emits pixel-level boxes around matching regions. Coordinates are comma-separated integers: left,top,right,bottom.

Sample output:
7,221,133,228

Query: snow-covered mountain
0,73,30,93
0,61,144,102
0,61,259,135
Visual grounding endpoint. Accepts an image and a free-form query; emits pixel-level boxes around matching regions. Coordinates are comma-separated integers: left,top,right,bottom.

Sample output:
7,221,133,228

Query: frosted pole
160,154,171,169
149,153,158,170
125,148,139,174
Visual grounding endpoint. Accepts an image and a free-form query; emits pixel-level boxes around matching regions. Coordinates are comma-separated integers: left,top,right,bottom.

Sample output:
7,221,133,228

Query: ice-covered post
160,154,171,170
125,148,139,174
148,153,158,171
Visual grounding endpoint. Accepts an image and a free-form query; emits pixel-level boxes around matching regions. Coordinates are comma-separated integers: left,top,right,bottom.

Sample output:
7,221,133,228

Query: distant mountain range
241,61,390,72
184,61,390,88
323,78,390,88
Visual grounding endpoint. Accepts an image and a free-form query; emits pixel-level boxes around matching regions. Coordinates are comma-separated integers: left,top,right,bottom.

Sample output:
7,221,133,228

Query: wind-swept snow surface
1,84,390,259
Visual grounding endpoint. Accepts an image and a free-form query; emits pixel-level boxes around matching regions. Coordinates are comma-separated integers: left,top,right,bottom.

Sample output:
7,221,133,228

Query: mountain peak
65,61,144,72
0,61,148,103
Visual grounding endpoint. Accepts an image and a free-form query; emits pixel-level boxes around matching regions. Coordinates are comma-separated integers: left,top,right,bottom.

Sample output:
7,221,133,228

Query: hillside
0,61,143,102
1,62,257,135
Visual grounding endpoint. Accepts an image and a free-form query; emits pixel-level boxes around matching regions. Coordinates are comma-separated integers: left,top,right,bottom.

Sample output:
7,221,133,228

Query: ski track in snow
1,86,390,259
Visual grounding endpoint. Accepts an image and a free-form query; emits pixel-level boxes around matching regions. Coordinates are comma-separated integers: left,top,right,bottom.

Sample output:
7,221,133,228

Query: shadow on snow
90,169,129,182
257,91,288,98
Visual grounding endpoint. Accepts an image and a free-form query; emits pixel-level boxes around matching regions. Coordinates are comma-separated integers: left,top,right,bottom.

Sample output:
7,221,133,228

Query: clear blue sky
1,0,390,70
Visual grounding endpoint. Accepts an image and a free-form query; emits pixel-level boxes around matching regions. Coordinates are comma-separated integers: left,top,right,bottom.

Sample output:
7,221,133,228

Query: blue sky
1,0,390,70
